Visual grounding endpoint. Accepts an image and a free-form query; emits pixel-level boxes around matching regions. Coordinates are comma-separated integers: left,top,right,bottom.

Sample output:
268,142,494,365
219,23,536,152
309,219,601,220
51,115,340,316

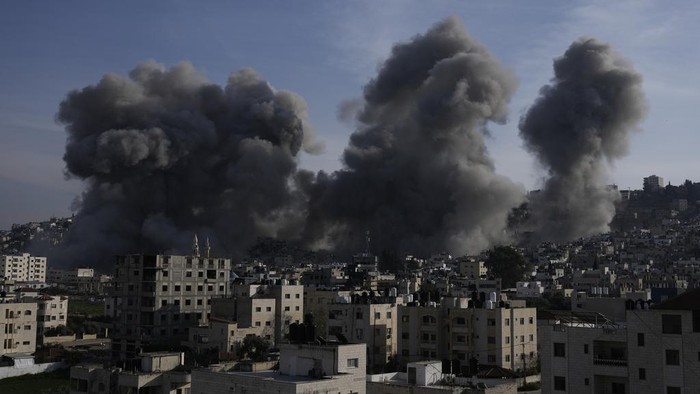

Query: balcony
593,357,627,367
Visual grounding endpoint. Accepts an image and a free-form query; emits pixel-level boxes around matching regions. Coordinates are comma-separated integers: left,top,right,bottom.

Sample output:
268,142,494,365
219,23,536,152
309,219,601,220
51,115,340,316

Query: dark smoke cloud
54,61,321,269
302,17,525,256
519,38,647,242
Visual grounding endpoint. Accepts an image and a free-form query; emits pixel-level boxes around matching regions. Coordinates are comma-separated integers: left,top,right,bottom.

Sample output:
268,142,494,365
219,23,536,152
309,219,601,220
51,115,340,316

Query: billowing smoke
302,17,525,256
519,38,647,242
54,61,321,269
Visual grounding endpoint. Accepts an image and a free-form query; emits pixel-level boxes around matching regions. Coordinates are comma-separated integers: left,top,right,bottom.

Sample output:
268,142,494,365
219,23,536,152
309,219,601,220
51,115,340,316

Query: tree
235,335,271,361
485,246,532,288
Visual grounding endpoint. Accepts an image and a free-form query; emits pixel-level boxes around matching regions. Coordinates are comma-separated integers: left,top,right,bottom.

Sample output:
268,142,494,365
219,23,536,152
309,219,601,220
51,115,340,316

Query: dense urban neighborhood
1,177,699,393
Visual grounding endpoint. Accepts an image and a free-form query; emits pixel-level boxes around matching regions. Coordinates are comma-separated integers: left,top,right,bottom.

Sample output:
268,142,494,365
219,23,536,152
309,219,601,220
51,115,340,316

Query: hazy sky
1,0,699,229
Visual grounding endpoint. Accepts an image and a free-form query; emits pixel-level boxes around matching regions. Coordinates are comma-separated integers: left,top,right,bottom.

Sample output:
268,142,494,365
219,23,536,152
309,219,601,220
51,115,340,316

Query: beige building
458,257,487,280
399,298,537,374
192,342,367,394
0,301,38,356
0,253,46,283
303,287,352,336
32,294,68,332
47,268,111,294
70,352,190,394
327,299,398,373
110,254,231,360
229,282,304,344
539,288,700,394
185,318,262,356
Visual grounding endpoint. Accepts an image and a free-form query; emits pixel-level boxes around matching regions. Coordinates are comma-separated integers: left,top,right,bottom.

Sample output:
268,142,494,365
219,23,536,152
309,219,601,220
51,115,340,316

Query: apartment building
0,253,47,282
0,300,38,356
398,297,537,374
47,267,111,294
458,257,487,279
185,318,263,355
227,282,304,344
326,298,398,372
304,287,352,335
192,342,367,394
110,254,231,360
539,288,700,394
33,294,68,332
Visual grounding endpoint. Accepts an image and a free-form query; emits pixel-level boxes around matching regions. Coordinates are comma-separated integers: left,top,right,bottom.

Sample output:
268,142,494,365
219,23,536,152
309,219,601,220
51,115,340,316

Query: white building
0,253,47,283
192,342,367,394
539,288,700,394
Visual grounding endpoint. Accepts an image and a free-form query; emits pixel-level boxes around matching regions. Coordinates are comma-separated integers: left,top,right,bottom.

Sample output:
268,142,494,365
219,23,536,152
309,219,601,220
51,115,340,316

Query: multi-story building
192,342,367,394
47,267,111,294
458,257,487,279
304,287,352,336
0,253,46,282
110,253,231,360
0,300,38,356
539,288,700,394
32,294,68,332
228,282,304,344
398,297,537,374
326,298,398,373
643,175,664,191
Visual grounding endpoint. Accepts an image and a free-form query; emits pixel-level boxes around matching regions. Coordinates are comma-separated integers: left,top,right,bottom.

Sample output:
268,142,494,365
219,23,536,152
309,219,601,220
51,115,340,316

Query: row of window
553,376,681,394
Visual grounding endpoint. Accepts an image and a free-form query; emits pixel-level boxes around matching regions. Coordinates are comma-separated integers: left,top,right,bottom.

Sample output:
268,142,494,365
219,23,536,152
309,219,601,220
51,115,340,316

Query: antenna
205,237,211,258
365,230,371,255
192,234,200,257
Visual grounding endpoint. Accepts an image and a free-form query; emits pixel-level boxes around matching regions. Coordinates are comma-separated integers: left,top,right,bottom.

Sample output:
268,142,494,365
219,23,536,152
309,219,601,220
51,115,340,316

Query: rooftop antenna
192,233,200,257
365,230,371,255
205,237,211,258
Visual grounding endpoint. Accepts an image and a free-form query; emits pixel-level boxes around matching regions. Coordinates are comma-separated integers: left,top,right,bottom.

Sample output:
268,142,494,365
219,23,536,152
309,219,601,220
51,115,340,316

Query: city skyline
2,1,700,229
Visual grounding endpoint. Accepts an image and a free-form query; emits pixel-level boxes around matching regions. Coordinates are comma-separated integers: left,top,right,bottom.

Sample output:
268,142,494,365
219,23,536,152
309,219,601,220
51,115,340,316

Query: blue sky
1,0,699,229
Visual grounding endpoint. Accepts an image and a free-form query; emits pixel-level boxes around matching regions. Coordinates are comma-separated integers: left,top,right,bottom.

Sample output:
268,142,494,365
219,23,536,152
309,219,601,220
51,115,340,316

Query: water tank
489,292,497,302
281,279,289,286
405,294,414,303
485,301,495,309
389,287,397,297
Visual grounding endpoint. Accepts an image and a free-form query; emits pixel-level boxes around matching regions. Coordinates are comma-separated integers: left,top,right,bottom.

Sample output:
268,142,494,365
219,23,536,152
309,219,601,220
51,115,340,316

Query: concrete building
327,298,398,373
0,300,37,356
367,360,517,394
110,254,231,360
458,258,487,280
191,342,367,394
643,175,664,191
539,288,700,394
32,294,68,332
184,318,262,356
70,352,190,394
47,267,111,294
398,297,537,374
0,253,46,283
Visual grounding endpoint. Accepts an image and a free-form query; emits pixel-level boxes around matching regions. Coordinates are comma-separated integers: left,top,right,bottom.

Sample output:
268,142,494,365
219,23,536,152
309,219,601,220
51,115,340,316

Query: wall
0,361,65,379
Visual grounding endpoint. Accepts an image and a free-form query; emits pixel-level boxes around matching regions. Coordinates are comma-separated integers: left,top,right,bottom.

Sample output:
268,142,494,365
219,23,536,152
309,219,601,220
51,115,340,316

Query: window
693,310,700,332
584,378,589,386
488,336,496,344
637,333,645,346
185,285,192,292
554,376,566,391
487,318,496,326
529,317,534,324
520,318,525,324
375,312,381,319
487,355,496,363
161,300,167,307
295,293,300,299
162,285,168,292
185,299,191,306
174,300,180,306
265,321,271,326
505,336,510,344
505,355,510,362
163,270,169,277
285,294,291,299
255,321,261,327
387,312,392,319
402,315,410,323
284,306,290,311
584,344,589,354
505,318,510,326
639,368,646,380
255,307,261,312
295,306,300,311
186,271,192,278
175,285,181,292
662,314,682,334
347,358,359,368
667,387,681,394
356,312,363,319
666,349,680,365
554,343,565,357
266,306,271,311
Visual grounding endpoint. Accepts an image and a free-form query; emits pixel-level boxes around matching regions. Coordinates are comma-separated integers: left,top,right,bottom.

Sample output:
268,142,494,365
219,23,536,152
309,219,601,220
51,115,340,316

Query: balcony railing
593,357,627,367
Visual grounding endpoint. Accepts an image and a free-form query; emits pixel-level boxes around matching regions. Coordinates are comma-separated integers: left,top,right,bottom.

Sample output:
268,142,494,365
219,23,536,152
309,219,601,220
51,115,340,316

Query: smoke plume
302,17,525,256
519,38,647,242
54,61,320,268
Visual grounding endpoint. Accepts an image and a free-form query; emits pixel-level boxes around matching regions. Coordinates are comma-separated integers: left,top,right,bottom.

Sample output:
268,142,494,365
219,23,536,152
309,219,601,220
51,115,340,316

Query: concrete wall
0,361,65,379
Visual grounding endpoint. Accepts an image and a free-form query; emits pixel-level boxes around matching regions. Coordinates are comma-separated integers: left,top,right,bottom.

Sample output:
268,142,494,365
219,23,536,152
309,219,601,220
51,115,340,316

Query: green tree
485,246,532,288
235,335,271,361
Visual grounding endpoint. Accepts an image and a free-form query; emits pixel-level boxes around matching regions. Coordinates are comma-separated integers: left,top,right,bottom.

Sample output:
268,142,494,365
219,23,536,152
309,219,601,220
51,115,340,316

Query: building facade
110,254,231,360
0,300,38,356
0,253,47,282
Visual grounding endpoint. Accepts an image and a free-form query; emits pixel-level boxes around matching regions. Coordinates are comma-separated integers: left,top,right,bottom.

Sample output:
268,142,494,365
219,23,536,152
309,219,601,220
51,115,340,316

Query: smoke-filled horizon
519,38,647,243
51,62,322,269
50,18,646,269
